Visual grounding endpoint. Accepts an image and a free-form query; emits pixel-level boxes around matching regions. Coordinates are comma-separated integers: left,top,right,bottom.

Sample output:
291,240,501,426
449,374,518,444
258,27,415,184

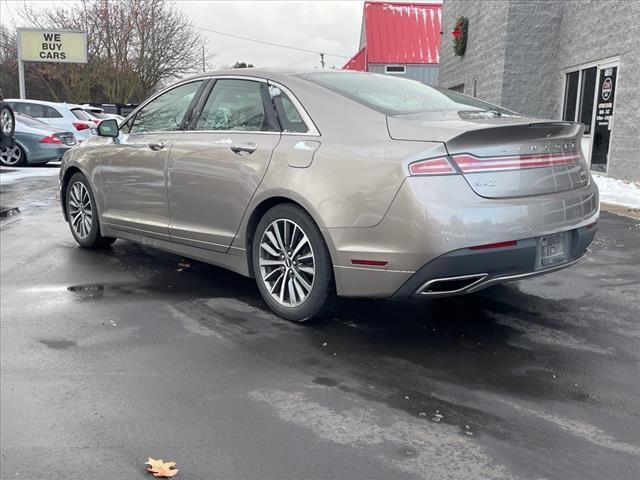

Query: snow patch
593,174,640,209
499,399,640,456
250,388,514,480
0,166,59,185
490,312,614,355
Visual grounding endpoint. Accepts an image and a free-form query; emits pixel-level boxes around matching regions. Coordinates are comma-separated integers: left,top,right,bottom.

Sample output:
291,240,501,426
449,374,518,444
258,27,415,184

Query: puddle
0,207,20,219
313,376,339,387
67,284,105,300
40,339,77,350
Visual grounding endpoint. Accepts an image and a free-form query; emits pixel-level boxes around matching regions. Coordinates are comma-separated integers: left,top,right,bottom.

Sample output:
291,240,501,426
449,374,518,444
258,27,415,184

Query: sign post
16,28,88,98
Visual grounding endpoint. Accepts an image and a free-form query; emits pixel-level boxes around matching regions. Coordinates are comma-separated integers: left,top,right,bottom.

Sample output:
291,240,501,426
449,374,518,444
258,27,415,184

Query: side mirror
97,118,119,138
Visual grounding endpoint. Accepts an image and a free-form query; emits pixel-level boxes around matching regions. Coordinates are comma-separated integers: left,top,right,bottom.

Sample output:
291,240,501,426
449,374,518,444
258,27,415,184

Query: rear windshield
87,111,109,119
298,72,515,116
71,108,92,121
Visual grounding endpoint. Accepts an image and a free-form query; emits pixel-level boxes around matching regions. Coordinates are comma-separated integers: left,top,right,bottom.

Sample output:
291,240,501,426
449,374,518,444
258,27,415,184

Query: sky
0,0,369,69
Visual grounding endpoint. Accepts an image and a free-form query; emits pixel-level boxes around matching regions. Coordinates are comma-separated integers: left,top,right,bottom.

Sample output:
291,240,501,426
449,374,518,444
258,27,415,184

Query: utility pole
320,53,325,69
17,29,25,98
202,44,206,72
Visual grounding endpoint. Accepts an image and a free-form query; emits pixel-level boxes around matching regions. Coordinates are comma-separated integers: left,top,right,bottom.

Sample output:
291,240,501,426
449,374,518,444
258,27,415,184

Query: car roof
182,68,356,85
6,98,84,110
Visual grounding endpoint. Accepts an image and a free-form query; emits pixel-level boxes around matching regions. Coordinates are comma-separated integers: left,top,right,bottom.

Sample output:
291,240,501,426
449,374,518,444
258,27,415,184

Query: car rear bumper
391,223,596,297
327,175,599,298
18,138,72,164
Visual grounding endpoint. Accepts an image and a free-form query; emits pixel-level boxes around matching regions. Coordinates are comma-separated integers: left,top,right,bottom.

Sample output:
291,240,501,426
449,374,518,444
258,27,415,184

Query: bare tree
130,0,206,97
1,0,209,103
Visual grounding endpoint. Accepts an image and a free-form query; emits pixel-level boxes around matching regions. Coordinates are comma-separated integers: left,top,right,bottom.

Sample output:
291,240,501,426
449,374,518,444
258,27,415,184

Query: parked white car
5,99,96,142
80,105,125,124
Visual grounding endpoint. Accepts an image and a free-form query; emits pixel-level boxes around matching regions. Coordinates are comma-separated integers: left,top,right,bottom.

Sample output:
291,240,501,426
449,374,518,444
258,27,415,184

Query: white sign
18,29,88,64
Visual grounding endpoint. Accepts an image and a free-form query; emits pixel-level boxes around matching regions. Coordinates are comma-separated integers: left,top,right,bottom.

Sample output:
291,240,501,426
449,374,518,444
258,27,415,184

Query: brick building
438,0,639,182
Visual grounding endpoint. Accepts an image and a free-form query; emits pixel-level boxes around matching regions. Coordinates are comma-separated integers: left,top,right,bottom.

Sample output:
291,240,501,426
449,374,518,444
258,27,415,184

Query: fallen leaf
176,260,191,272
145,457,179,478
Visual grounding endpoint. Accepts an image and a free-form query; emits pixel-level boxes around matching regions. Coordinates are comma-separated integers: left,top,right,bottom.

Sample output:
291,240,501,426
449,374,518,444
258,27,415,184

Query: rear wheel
0,144,26,167
65,172,116,248
252,204,339,322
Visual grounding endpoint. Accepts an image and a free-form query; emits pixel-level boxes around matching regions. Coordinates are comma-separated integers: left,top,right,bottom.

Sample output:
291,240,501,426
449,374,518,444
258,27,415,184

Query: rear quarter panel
232,76,448,252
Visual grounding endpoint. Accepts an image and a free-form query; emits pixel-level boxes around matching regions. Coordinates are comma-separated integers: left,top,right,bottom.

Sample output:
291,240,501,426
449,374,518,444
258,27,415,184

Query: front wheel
252,204,339,322
0,103,15,141
65,172,116,248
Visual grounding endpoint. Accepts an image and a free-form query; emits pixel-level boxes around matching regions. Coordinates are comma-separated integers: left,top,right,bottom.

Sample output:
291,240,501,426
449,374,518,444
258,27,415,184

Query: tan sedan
60,70,598,321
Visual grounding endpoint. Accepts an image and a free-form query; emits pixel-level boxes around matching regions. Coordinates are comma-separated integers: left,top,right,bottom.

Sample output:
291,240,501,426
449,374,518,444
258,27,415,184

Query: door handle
148,140,167,151
230,143,257,156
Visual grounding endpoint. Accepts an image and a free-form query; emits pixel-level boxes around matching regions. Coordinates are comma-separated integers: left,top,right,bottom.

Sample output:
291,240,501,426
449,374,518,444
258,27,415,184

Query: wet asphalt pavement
1,169,639,480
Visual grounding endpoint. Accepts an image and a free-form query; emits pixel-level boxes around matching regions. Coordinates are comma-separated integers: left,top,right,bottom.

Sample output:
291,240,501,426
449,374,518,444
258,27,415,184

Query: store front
562,57,619,174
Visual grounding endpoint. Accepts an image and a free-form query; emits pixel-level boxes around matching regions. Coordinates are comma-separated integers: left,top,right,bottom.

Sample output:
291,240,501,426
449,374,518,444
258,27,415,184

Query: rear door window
44,106,63,118
194,79,278,132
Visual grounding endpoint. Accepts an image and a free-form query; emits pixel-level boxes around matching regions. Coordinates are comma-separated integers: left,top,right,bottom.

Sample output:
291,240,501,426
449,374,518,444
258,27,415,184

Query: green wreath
451,16,468,57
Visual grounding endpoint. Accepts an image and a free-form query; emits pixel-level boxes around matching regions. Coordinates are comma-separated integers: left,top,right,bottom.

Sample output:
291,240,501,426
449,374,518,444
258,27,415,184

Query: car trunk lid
388,111,589,198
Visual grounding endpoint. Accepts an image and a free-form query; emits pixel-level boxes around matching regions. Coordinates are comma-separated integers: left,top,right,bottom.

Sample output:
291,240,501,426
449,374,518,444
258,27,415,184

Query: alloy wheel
0,145,21,166
259,218,315,307
0,108,13,136
68,181,93,239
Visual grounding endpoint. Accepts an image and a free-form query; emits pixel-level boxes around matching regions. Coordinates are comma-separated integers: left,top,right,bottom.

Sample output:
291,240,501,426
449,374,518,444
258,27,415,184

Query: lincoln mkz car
59,70,598,321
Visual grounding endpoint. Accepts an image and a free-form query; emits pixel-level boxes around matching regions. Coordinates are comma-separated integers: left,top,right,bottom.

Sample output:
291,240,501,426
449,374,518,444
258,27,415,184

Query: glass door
562,59,619,173
590,64,617,173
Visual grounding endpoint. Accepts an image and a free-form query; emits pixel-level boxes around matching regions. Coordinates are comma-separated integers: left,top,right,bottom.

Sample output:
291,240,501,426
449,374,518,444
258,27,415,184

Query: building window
578,67,597,135
563,67,597,135
385,65,406,75
563,71,579,122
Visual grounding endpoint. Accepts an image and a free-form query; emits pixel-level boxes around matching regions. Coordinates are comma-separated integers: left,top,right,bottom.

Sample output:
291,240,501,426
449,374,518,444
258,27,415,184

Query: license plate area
536,231,570,269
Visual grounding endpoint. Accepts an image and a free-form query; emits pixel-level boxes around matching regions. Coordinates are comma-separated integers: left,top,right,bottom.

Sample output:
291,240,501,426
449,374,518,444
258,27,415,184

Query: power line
197,26,349,59
287,52,321,67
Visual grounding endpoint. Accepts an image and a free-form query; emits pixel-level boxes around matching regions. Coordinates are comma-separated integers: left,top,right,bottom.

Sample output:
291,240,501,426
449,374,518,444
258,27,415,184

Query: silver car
1,113,76,166
59,70,598,322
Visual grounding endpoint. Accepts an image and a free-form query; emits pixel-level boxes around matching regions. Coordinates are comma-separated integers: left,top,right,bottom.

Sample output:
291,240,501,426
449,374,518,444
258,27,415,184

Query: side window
8,102,23,114
272,92,308,133
195,79,277,132
121,116,134,133
130,81,203,134
16,103,44,117
44,106,63,118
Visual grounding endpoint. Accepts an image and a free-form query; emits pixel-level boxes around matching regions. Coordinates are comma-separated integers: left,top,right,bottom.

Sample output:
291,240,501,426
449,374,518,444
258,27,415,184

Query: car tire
0,102,15,140
252,204,340,322
65,172,116,248
0,144,26,167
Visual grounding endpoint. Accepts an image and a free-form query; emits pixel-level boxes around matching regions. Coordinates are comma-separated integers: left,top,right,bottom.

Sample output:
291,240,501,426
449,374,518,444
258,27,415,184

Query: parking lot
1,170,639,480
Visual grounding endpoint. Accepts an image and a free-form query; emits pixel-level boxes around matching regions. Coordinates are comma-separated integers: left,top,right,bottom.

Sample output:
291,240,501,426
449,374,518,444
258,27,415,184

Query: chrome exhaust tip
417,273,488,296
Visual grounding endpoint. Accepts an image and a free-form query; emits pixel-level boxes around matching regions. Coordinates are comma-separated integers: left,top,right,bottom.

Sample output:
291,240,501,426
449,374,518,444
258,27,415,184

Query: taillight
39,134,63,144
409,156,458,176
73,122,90,131
451,151,581,173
